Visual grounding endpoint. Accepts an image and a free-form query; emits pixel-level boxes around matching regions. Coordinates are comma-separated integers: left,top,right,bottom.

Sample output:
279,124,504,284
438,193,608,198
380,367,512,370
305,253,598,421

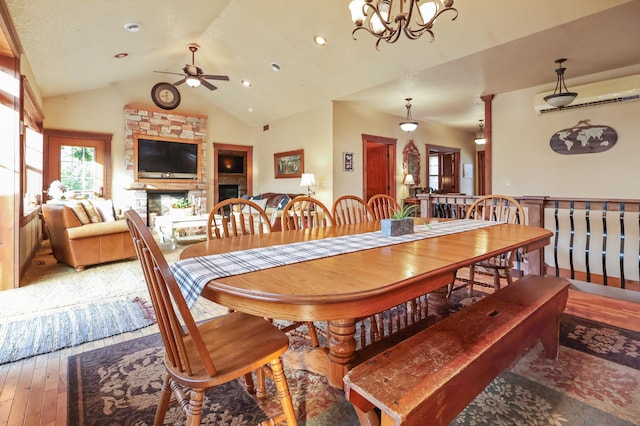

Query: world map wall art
549,120,617,155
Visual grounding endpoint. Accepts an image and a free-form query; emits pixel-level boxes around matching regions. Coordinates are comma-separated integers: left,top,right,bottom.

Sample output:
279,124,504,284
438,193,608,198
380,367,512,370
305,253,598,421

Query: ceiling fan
154,43,229,91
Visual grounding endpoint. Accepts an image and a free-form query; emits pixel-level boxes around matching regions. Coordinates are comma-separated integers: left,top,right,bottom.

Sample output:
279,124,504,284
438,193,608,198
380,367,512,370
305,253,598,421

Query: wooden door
43,129,112,199
363,134,396,201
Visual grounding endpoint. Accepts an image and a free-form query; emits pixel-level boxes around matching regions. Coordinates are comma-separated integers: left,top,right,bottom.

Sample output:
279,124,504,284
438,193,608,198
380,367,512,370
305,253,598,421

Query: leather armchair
41,203,136,271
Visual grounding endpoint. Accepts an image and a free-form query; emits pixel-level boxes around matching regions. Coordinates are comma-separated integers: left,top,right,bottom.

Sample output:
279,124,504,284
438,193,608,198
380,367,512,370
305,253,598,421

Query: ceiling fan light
186,77,200,88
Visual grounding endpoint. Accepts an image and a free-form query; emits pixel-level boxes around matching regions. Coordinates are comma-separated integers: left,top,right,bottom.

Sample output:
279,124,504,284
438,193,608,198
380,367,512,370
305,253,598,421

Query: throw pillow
242,198,268,214
92,198,117,222
276,195,291,210
70,203,91,225
81,200,103,223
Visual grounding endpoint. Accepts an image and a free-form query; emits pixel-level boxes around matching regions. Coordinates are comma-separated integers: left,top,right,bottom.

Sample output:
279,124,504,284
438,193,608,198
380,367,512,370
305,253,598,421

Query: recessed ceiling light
124,22,140,32
270,62,281,72
114,52,128,58
241,79,252,87
248,107,254,113
313,35,327,46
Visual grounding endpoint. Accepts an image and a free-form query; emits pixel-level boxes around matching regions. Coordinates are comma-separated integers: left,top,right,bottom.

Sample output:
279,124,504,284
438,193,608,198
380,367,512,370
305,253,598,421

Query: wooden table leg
282,318,357,390
326,318,357,389
428,285,450,322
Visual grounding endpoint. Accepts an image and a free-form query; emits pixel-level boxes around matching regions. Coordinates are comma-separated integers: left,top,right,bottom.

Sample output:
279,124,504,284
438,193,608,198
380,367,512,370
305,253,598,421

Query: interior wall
332,101,476,202
492,65,640,199
251,103,333,207
42,76,254,212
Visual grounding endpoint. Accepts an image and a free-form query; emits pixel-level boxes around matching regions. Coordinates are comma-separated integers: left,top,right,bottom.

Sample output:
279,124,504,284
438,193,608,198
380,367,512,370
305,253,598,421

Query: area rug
68,314,640,425
0,297,155,365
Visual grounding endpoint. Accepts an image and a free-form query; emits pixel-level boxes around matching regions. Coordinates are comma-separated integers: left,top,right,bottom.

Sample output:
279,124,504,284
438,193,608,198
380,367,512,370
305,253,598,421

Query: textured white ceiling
6,0,640,131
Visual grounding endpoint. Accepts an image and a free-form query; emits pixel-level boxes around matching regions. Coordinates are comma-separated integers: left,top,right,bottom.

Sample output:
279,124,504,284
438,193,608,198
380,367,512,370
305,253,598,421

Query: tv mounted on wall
134,136,200,181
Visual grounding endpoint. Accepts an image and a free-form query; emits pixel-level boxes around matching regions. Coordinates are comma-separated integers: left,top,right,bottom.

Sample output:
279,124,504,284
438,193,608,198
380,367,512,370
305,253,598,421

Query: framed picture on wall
274,149,304,178
343,152,354,172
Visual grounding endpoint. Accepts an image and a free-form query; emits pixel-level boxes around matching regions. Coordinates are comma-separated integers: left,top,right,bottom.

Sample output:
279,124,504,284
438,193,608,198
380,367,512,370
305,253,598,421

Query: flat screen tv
135,137,199,180
218,155,245,174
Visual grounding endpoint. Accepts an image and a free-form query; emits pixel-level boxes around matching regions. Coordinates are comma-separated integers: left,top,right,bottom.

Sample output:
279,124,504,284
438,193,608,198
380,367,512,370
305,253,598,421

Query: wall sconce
300,173,316,196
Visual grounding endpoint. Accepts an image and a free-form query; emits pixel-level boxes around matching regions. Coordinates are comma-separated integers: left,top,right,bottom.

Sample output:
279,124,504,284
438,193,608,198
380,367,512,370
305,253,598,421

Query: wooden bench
343,275,570,426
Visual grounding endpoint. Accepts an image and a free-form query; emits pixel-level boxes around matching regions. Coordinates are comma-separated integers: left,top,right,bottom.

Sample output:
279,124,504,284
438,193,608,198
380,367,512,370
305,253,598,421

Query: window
428,154,439,191
60,145,98,198
23,127,43,213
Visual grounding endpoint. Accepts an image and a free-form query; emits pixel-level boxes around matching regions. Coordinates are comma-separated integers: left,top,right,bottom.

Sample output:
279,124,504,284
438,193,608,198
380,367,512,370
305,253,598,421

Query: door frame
362,134,397,201
425,144,461,193
213,143,253,204
43,129,112,199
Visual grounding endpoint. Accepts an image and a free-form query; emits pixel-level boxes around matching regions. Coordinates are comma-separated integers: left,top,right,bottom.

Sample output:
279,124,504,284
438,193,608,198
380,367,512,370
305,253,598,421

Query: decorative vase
380,218,414,237
170,206,194,218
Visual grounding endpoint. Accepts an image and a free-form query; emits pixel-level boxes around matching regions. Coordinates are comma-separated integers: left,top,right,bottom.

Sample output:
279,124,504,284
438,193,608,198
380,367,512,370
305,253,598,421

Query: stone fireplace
123,105,209,225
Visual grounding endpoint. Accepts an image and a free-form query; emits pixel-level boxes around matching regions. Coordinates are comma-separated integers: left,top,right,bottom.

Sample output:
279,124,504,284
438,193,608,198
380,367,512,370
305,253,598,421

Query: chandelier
349,0,458,48
399,98,418,132
544,58,578,108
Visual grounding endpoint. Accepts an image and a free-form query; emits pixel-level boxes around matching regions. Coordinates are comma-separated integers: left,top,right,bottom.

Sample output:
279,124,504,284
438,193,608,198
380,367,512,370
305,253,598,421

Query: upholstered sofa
241,192,304,231
41,200,136,271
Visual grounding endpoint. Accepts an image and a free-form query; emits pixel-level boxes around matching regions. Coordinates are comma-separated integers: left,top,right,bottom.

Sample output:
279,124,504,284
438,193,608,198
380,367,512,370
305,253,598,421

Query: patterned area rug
68,314,640,425
0,297,155,365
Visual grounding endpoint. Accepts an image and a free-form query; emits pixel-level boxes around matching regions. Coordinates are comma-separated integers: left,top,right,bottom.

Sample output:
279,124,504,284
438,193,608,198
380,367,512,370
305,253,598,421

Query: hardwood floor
0,286,639,425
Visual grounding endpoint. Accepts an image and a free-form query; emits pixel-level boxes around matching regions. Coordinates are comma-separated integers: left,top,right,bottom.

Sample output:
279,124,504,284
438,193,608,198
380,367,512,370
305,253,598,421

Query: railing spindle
619,203,625,289
602,202,608,286
554,200,560,277
585,201,591,282
569,201,575,279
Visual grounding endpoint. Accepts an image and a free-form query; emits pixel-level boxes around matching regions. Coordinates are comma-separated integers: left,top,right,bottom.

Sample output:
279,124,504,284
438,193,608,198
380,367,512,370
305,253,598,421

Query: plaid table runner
172,220,498,307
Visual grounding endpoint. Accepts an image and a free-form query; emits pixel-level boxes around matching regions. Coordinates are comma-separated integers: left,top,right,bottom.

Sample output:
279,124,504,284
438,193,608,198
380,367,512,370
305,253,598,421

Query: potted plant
381,204,420,237
170,197,194,217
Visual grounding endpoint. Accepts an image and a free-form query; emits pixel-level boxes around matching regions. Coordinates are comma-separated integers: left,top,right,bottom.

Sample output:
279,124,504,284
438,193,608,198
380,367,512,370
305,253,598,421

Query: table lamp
403,174,415,198
300,173,316,196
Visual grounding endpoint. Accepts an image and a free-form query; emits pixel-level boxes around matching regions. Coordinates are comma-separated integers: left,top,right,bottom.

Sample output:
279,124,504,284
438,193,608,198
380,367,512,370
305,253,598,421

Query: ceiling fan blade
200,79,218,91
173,77,186,86
154,70,184,77
202,75,230,81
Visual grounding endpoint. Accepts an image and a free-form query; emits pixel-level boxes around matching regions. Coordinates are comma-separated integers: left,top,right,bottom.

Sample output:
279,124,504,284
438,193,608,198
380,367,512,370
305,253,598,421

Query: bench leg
539,315,561,359
353,405,380,426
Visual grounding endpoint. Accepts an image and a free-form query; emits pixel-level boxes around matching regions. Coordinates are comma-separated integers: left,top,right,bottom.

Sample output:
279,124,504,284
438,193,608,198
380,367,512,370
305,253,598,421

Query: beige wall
251,103,334,207
332,101,476,202
42,76,254,211
492,65,640,199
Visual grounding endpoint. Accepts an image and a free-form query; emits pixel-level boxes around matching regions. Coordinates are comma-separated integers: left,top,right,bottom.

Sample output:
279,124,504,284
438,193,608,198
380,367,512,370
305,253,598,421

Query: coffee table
154,214,210,248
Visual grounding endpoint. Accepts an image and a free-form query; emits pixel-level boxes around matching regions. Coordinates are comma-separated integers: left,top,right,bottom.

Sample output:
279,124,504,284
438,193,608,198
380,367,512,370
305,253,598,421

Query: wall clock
151,82,181,110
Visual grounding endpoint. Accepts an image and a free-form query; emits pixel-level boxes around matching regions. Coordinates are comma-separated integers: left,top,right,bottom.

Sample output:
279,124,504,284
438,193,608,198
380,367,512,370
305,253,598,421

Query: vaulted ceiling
6,0,640,132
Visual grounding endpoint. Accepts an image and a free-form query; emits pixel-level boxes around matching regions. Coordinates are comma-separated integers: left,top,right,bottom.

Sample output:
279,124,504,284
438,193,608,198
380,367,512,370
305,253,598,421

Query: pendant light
474,119,486,145
399,98,418,132
544,58,578,108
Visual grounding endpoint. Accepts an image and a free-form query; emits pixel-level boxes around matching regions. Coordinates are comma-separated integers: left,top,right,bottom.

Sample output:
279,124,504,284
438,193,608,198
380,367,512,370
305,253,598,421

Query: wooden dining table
177,219,552,390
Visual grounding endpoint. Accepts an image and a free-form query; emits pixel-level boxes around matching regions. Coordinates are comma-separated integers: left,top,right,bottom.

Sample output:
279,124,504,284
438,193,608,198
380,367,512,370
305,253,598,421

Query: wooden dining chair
367,194,401,220
207,197,272,240
450,195,525,298
279,196,334,347
124,210,297,426
332,195,374,225
280,196,334,231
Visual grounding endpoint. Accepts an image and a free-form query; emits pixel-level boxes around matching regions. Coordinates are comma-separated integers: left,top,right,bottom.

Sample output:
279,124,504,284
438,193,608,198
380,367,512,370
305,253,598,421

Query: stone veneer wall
123,105,208,222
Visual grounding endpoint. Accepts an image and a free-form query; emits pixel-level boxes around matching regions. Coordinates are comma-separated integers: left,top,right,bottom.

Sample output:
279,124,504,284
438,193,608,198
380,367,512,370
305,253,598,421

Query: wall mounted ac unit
534,74,640,114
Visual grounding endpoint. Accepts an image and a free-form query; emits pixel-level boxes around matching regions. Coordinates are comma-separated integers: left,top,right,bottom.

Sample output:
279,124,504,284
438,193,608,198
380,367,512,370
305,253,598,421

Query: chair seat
476,256,509,269
171,311,290,387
